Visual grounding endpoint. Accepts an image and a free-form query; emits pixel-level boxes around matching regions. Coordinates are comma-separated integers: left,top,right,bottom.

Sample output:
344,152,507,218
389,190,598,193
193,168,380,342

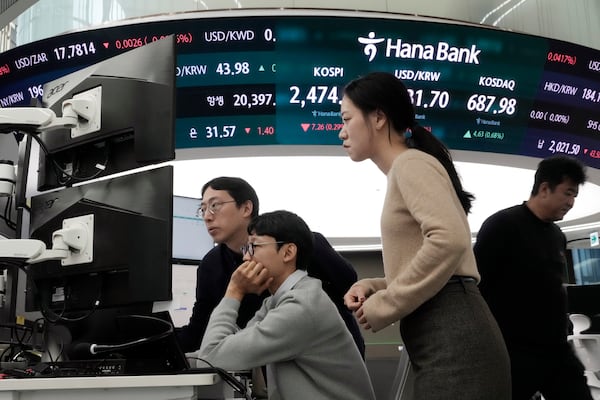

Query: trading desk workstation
0,37,230,400
0,34,257,399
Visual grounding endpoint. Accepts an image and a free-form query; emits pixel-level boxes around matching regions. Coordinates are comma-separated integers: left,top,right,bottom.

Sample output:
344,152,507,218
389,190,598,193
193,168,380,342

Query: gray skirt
400,279,511,400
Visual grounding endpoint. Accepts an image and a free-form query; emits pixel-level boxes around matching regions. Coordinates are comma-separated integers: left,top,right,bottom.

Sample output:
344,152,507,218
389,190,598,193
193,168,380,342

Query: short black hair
201,177,259,218
247,210,314,270
531,155,587,195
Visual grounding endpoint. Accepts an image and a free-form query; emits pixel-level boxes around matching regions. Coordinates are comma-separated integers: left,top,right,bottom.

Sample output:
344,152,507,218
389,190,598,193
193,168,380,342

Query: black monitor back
26,166,173,313
37,36,176,190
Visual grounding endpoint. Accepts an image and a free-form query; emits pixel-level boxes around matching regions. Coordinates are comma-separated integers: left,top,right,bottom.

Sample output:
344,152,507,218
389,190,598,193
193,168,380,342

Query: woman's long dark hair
343,71,474,214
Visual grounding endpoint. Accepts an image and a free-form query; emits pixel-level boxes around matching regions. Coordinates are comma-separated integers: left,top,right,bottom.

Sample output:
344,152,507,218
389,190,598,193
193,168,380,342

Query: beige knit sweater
357,149,479,332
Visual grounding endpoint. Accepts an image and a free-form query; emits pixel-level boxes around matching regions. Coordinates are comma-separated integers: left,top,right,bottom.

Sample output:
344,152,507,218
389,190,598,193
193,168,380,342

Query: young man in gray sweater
199,210,375,400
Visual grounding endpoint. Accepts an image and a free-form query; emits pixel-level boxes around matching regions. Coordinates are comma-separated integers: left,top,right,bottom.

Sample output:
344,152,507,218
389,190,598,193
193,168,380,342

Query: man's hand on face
225,261,273,301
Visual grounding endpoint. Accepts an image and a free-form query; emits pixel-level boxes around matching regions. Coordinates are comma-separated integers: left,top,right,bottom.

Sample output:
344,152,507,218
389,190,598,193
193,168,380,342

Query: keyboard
4,359,127,378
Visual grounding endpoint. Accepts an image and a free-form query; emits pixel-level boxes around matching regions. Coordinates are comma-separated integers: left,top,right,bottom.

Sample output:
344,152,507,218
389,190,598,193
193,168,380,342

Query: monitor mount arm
0,215,94,266
0,92,98,135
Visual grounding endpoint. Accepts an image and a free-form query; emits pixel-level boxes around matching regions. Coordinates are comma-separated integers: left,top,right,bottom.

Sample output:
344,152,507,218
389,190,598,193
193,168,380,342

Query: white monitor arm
0,215,94,266
0,89,100,135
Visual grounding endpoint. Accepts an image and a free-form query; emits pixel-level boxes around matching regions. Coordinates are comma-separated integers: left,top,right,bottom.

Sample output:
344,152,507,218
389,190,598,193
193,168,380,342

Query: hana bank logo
357,32,482,64
358,32,385,62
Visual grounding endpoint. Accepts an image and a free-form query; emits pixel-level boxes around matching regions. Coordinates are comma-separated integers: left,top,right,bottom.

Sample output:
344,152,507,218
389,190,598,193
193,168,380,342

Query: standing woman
340,72,511,399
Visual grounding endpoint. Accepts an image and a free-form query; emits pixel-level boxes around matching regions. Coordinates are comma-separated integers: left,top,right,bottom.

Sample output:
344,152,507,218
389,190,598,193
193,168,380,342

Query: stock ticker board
0,13,599,167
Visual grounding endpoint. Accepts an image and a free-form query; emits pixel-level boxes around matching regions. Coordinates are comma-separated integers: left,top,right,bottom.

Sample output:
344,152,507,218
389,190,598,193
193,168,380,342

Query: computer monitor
172,195,214,264
26,165,174,316
36,36,176,191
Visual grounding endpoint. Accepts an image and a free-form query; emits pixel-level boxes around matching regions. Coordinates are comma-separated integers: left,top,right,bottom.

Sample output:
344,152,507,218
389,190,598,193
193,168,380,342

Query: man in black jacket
474,155,591,399
175,177,365,357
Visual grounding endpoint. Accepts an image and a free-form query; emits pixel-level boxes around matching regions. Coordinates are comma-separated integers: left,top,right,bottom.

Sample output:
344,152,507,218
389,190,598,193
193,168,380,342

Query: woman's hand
344,285,372,330
354,305,372,330
343,285,368,311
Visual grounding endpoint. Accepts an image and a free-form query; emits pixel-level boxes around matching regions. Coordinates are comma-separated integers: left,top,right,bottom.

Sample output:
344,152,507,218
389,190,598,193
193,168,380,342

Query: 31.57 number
206,125,236,139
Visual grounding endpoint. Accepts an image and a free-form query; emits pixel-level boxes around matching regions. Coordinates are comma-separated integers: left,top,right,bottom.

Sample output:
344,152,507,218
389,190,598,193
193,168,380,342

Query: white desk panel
0,373,225,400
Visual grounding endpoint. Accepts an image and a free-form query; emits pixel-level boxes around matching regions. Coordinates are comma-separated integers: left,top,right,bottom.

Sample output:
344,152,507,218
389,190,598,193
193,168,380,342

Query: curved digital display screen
0,12,599,167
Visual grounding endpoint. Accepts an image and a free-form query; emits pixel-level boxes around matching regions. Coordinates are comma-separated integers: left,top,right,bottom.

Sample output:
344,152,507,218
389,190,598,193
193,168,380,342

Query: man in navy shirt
474,156,591,399
175,177,365,357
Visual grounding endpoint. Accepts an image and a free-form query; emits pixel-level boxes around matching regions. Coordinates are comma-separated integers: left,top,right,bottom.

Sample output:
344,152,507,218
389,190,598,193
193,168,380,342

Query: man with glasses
175,177,364,358
199,210,375,400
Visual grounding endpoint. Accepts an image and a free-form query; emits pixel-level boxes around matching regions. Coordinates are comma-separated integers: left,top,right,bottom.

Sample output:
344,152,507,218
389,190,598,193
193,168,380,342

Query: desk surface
0,372,220,391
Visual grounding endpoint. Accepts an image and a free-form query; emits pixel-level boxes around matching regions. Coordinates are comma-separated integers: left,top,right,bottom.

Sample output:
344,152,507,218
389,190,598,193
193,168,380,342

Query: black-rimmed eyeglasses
240,241,285,257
